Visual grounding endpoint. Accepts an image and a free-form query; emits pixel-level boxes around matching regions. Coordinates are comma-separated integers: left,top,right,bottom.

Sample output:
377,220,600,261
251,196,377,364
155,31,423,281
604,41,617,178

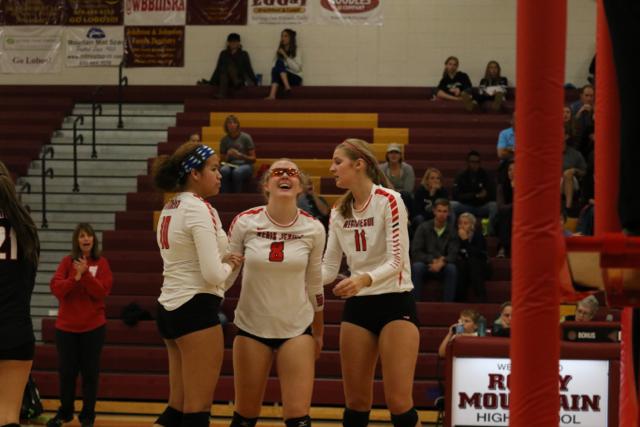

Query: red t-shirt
50,255,112,332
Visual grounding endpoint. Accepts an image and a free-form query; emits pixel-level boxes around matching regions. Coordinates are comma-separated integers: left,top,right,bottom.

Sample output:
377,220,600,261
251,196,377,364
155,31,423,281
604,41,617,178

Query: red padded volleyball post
595,0,638,424
510,0,565,425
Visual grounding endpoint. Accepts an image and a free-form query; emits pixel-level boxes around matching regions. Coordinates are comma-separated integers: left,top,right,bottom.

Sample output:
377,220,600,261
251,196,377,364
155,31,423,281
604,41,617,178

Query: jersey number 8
269,241,285,262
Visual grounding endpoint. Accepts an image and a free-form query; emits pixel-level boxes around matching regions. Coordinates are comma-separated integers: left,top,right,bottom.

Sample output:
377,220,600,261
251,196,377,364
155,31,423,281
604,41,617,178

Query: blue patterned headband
178,145,215,179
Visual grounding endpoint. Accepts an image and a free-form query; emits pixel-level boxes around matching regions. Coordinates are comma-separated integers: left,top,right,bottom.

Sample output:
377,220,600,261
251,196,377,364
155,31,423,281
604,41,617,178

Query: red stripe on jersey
299,210,317,221
228,207,264,234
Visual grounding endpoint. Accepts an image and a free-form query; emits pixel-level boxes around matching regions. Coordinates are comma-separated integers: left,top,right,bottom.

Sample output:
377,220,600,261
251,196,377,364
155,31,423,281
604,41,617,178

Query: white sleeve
286,48,302,73
368,193,409,284
185,202,232,286
306,222,327,311
322,210,343,285
224,214,245,291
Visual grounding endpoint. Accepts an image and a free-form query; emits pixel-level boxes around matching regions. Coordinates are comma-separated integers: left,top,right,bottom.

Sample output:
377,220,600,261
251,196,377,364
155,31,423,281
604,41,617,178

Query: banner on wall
124,0,185,25
187,0,246,25
0,26,62,73
66,26,123,66
248,0,311,25
1,0,66,25
316,0,383,25
451,357,609,427
65,0,123,25
124,25,183,67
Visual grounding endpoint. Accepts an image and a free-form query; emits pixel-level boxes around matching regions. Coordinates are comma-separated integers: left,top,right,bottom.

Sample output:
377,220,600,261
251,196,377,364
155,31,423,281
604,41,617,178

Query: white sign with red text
451,358,609,426
316,0,383,25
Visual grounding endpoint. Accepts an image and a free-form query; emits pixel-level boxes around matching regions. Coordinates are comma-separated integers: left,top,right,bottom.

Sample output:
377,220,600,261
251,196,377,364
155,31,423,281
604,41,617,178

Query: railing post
118,58,129,129
72,115,84,192
40,147,54,229
91,86,103,159
17,180,32,213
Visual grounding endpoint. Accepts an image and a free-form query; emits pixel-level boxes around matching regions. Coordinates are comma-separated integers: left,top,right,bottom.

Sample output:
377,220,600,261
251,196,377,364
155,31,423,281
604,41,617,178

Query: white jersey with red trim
157,192,232,310
322,184,413,295
227,206,326,338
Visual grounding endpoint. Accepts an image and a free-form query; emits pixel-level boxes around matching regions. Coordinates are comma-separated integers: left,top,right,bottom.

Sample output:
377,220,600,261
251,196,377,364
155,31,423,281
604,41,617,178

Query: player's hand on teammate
333,274,372,298
222,252,245,270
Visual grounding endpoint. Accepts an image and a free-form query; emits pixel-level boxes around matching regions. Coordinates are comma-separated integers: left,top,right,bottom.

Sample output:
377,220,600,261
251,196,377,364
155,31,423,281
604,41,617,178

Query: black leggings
603,0,640,232
55,325,106,422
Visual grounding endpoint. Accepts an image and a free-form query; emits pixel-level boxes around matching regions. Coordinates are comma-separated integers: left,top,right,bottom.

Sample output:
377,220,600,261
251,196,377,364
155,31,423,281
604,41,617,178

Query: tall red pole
594,1,637,424
510,0,565,425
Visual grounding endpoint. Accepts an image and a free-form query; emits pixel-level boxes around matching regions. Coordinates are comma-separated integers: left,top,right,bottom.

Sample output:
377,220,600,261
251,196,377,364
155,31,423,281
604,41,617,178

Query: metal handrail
118,58,129,129
17,180,32,213
72,115,84,192
91,86,103,158
40,147,54,229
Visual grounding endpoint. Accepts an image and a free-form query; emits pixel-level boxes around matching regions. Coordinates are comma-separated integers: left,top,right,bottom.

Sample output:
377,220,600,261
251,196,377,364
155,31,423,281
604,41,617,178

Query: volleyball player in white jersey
226,159,325,427
323,139,421,427
152,142,243,427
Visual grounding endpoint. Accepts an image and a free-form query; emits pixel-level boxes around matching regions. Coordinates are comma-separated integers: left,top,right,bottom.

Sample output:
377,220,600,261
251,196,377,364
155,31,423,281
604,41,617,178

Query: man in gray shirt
219,115,256,193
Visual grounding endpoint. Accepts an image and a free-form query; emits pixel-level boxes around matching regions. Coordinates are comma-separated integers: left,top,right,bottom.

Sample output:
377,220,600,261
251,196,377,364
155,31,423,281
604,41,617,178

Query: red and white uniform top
322,184,413,295
227,206,326,339
156,192,231,310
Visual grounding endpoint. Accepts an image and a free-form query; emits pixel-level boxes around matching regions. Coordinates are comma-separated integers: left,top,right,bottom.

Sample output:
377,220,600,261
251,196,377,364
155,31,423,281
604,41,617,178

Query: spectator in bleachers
188,133,200,143
435,56,472,102
576,151,594,235
496,161,514,257
492,301,512,337
0,160,40,427
219,115,256,193
563,105,575,145
562,139,587,216
266,29,303,100
411,199,459,301
563,295,599,322
462,60,508,112
570,84,595,142
48,223,112,427
152,142,243,427
455,213,488,302
201,33,257,99
451,150,497,234
297,174,330,229
438,308,481,357
412,167,449,229
379,143,415,214
496,112,515,184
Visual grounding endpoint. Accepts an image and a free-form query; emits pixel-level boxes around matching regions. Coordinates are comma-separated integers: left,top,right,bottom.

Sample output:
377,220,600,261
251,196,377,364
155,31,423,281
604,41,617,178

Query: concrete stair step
38,229,103,242
19,175,137,189
29,159,148,175
38,262,59,272
22,193,126,205
40,252,72,263
51,129,166,142
64,115,176,129
32,294,57,307
19,183,133,194
29,211,114,224
34,283,53,294
40,144,158,158
27,202,124,211
72,104,183,116
40,241,73,251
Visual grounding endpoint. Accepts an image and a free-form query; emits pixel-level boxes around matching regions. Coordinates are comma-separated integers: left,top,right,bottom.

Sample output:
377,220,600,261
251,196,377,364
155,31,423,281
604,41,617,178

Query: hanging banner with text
124,0,185,25
451,357,609,427
0,26,62,73
65,0,124,25
66,26,123,66
1,0,66,25
187,0,246,25
316,0,383,25
124,25,183,67
248,0,311,25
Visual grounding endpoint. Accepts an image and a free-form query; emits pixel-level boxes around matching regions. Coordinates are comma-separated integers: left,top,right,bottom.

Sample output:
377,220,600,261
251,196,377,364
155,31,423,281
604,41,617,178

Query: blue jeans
411,261,458,302
221,164,253,193
271,59,302,86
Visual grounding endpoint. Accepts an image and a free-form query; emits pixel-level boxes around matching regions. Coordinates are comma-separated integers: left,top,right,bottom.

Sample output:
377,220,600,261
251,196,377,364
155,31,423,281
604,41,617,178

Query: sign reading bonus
124,25,183,67
451,358,609,427
248,0,311,25
316,0,383,25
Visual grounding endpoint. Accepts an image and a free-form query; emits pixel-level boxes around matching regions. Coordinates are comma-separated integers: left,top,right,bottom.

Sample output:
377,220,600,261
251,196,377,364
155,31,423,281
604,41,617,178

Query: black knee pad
229,411,258,427
285,415,311,427
343,408,370,427
180,411,210,427
390,408,418,427
155,406,183,427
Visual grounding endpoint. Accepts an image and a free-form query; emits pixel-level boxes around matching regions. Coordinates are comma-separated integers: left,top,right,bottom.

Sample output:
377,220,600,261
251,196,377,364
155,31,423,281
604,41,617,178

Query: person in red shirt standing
48,223,112,427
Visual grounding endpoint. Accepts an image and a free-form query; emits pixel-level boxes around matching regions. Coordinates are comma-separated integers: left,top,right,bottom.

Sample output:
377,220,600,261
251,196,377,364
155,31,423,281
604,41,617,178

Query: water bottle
477,316,487,336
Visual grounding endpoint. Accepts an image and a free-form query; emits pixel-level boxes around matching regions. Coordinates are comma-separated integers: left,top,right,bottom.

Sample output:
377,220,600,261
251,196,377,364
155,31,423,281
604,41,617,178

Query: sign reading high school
451,358,609,427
